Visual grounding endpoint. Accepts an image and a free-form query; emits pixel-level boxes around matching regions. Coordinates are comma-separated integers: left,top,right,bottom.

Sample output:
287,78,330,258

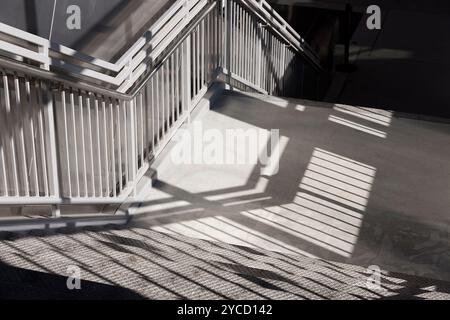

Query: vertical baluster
36,81,49,196
13,75,29,196
239,6,244,78
245,10,249,81
78,91,87,197
86,94,95,197
122,100,128,185
139,92,144,164
170,56,175,125
94,97,102,197
230,1,235,73
155,71,160,146
201,19,205,87
0,72,9,196
69,90,80,196
129,97,137,196
109,99,116,197
3,73,19,196
191,32,195,98
61,89,71,197
161,66,166,136
150,78,155,152
165,63,170,130
102,98,109,196
175,49,180,120
116,100,122,193
25,79,39,196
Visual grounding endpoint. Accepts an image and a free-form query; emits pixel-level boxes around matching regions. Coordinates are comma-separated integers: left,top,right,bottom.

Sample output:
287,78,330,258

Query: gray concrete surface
129,89,450,283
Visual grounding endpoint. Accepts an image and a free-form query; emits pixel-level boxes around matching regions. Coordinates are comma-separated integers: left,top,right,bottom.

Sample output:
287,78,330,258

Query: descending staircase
1,223,450,299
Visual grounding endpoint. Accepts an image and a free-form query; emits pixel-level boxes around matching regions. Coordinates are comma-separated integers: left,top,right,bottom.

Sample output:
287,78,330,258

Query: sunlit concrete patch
156,111,282,194
241,208,354,257
328,115,387,138
294,193,364,226
333,104,393,126
252,147,378,257
300,148,376,211
152,215,317,258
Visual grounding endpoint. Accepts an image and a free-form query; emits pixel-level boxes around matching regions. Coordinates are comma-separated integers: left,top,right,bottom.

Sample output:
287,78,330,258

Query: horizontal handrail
0,1,218,102
0,0,208,90
0,0,323,94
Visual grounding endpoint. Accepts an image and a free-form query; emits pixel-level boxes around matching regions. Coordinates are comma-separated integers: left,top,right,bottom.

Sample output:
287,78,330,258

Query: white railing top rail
0,1,218,102
0,0,207,92
0,0,322,95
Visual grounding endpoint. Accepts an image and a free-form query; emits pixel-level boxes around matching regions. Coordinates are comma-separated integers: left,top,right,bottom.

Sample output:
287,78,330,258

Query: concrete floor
129,89,450,282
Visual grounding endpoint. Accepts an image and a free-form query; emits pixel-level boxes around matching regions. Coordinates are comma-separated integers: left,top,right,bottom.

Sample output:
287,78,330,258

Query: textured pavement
1,224,450,299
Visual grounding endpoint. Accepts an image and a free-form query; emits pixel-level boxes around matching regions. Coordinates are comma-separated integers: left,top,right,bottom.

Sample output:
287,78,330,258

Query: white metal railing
0,0,209,92
0,0,322,215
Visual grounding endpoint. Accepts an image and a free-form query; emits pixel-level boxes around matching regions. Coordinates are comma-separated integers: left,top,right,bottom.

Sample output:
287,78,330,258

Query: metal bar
139,92,144,164
116,100,122,193
155,71,160,145
3,73,19,196
122,100,129,184
61,89,71,196
41,80,60,201
79,91,88,196
69,90,80,196
102,98,109,196
109,99,116,197
13,75,29,196
129,98,137,196
94,97,102,196
170,56,175,125
0,73,9,196
175,48,180,120
150,78,155,152
25,79,39,196
86,94,95,197
161,66,166,135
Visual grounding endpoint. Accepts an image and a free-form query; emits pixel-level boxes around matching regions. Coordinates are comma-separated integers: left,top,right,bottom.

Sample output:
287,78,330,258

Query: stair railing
0,0,323,216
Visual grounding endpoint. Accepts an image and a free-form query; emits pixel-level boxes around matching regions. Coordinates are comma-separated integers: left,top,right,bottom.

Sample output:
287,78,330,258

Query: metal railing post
182,0,192,123
256,22,262,88
129,98,137,196
41,80,61,217
225,0,231,84
38,43,50,70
